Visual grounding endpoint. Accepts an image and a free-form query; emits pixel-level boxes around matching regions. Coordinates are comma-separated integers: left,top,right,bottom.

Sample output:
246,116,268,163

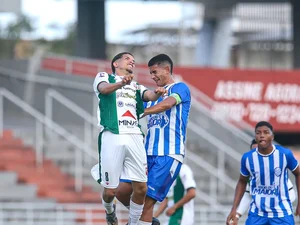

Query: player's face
255,126,274,149
114,54,135,74
149,64,170,87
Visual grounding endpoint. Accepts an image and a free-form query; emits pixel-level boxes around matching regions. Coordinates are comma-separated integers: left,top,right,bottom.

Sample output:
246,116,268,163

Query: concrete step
0,184,38,200
0,171,18,186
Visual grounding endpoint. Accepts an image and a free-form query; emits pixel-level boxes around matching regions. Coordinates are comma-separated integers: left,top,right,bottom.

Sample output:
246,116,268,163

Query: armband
170,93,182,105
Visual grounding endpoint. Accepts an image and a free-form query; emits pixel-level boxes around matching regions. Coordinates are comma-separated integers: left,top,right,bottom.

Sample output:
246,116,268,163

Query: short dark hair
111,52,133,73
250,139,257,149
148,54,173,74
255,121,273,132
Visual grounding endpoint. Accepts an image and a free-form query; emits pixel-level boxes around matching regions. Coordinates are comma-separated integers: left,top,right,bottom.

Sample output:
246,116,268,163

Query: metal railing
0,201,236,225
0,88,97,192
45,89,96,147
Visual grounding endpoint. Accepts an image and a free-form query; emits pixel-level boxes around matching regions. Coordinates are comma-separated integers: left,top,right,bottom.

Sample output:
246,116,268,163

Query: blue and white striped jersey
240,145,299,218
144,82,191,157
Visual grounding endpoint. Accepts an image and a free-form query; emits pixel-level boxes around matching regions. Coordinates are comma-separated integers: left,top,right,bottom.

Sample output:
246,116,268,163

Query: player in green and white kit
93,52,166,225
154,164,196,225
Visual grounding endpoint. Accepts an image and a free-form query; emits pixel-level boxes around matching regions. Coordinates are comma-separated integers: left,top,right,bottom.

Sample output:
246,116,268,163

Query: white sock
138,221,151,225
102,198,114,214
129,199,144,225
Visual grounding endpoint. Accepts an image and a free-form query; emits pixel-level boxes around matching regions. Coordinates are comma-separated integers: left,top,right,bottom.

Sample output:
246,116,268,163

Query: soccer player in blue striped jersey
226,121,300,225
138,54,191,225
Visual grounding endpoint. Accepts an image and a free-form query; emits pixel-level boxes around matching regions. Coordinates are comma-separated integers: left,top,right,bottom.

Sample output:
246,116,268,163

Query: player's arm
153,198,168,218
292,165,300,216
166,187,196,216
143,87,167,102
236,184,251,218
226,174,249,225
97,75,133,95
143,95,179,116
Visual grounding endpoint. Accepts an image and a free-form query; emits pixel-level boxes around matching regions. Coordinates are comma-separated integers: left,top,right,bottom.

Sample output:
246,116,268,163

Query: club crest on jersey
274,167,282,177
147,113,169,129
117,101,124,107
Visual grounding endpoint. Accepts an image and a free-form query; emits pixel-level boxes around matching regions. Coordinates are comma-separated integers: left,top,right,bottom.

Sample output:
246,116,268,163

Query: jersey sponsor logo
99,72,106,77
147,113,169,129
117,101,124,107
125,102,136,109
116,92,135,99
252,184,279,196
122,110,136,120
118,119,138,127
122,86,135,91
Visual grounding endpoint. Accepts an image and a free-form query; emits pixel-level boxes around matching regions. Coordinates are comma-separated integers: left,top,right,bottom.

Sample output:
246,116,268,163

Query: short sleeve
137,83,148,100
180,165,196,190
93,72,109,95
240,153,250,177
170,82,191,103
285,149,299,171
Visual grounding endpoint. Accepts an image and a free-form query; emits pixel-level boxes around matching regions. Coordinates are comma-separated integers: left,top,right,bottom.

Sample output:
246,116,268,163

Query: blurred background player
153,163,196,225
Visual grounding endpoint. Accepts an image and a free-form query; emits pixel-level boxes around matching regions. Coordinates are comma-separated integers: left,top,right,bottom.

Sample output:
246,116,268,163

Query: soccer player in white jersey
154,164,196,225
226,121,300,225
93,52,167,225
235,139,296,223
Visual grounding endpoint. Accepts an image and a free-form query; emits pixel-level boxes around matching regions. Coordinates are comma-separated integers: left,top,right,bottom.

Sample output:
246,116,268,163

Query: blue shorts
246,213,294,225
146,155,182,202
120,179,131,183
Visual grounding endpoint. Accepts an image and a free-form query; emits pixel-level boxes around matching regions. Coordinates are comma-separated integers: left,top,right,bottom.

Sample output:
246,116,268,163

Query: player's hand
166,206,176,216
121,74,133,86
226,211,238,225
154,87,167,96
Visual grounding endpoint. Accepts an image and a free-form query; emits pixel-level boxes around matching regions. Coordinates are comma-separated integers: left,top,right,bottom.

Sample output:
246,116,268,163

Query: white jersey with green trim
166,164,196,225
93,72,147,135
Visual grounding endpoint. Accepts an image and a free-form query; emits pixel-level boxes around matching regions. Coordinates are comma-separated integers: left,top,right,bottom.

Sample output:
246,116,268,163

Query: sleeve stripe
291,162,299,172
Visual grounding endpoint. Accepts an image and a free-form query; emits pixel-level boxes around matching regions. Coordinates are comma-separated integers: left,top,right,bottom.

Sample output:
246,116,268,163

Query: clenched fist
121,74,134,86
154,87,167,96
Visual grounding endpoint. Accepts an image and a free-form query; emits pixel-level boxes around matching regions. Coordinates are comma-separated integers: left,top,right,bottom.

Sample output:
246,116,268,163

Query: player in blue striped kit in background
226,121,300,225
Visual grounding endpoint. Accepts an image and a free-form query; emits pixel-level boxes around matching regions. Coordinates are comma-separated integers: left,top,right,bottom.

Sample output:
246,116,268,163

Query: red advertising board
175,67,300,132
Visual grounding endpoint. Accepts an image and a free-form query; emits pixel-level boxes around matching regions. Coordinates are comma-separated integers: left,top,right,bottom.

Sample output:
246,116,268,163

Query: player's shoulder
173,82,190,90
95,72,109,79
275,145,292,154
242,149,256,158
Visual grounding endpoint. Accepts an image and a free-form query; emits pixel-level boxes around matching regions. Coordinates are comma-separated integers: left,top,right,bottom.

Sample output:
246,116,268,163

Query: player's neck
165,78,175,85
115,69,132,77
257,145,274,155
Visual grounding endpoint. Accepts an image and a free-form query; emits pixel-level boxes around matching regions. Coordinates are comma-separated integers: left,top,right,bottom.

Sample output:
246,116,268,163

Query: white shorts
99,131,147,188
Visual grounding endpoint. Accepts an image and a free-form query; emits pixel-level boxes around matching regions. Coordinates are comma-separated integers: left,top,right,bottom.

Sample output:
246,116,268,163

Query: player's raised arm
143,87,167,102
97,74,133,95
